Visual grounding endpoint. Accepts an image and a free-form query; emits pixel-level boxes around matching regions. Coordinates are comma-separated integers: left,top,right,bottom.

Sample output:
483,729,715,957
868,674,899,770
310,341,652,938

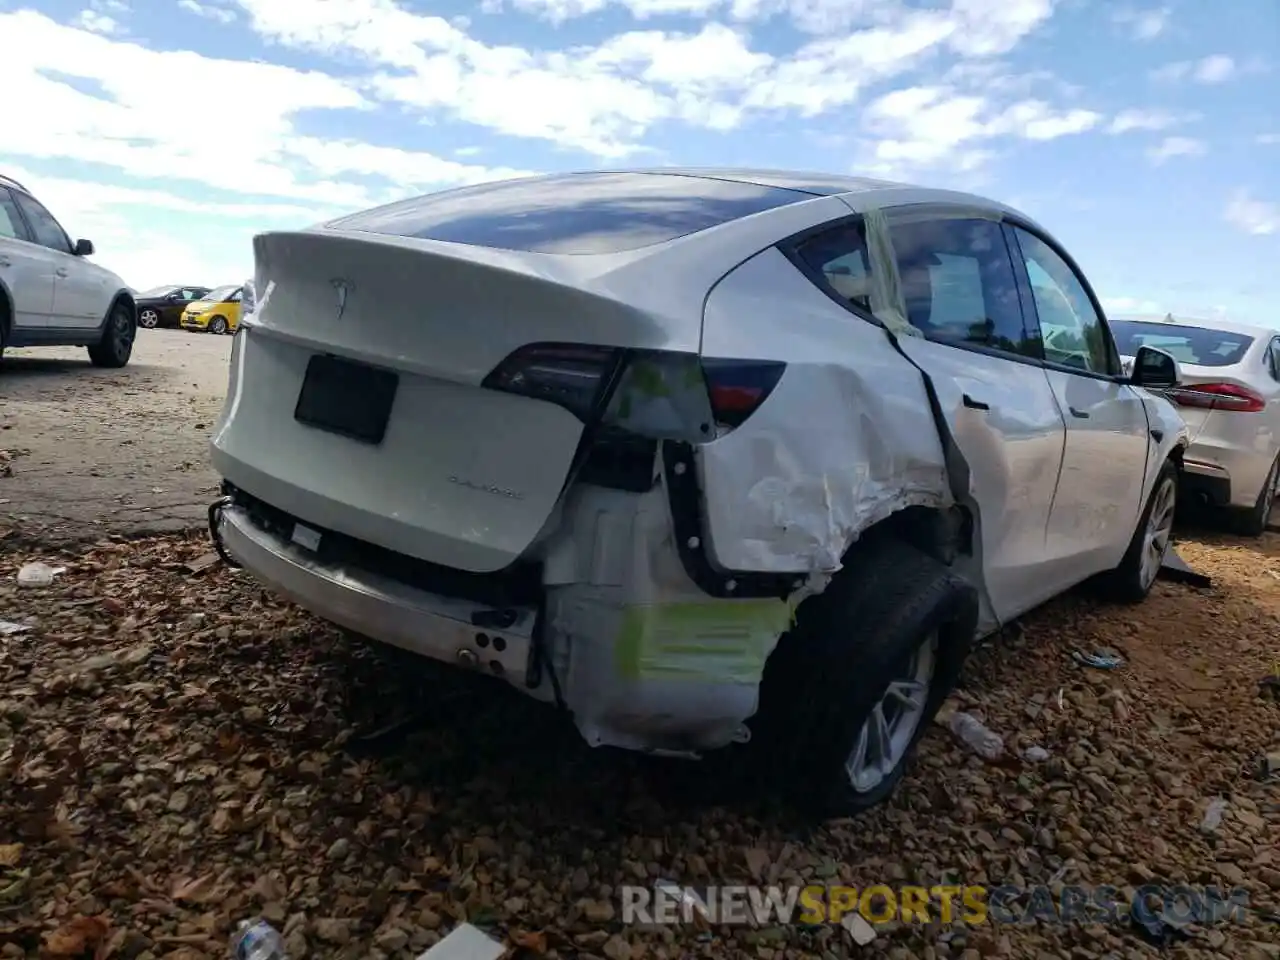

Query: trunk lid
211,229,696,573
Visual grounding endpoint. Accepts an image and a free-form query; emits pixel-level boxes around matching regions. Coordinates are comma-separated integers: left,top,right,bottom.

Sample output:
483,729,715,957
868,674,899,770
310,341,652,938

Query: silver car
1112,313,1280,536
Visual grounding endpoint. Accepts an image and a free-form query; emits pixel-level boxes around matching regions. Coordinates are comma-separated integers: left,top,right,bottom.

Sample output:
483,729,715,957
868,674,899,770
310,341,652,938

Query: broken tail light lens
1167,382,1266,413
482,343,623,422
484,343,785,439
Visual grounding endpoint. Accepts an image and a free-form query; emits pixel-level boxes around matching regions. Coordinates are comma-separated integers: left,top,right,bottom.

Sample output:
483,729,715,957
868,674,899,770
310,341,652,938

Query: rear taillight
482,343,622,422
701,358,786,429
1167,382,1266,413
483,343,785,440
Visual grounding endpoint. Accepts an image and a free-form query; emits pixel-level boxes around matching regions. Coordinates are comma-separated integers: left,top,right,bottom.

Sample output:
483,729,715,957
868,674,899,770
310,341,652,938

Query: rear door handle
1069,406,1090,419
54,267,69,278
962,394,990,411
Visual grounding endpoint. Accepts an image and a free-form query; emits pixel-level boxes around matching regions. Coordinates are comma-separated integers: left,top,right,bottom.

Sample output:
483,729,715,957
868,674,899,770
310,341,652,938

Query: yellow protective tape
616,600,793,682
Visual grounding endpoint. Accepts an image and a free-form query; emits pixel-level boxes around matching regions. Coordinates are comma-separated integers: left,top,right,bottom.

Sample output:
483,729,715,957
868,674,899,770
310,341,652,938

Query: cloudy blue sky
1,0,1275,321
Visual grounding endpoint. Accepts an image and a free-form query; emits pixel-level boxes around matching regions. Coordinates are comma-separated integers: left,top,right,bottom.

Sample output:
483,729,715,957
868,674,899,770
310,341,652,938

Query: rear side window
326,173,809,255
794,224,873,314
1110,321,1254,367
0,189,26,241
888,218,1035,358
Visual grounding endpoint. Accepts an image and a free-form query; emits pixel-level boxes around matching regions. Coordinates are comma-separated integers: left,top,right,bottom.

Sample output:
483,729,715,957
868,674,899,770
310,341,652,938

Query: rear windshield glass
1110,321,1254,367
325,173,808,255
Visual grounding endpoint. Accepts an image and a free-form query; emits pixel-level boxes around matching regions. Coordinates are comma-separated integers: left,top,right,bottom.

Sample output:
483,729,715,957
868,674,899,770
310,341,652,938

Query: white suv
209,169,1190,816
0,174,135,366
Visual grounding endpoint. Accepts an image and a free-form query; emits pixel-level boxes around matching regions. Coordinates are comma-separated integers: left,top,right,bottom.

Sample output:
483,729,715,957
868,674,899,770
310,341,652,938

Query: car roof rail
0,174,30,194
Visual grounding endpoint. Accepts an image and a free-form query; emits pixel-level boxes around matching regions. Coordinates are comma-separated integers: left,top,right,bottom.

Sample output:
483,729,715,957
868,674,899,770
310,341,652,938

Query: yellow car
180,284,244,334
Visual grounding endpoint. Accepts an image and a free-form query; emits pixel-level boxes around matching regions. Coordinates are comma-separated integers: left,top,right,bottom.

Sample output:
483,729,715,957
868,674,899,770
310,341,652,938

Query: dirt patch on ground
0,532,1277,959
0,332,230,547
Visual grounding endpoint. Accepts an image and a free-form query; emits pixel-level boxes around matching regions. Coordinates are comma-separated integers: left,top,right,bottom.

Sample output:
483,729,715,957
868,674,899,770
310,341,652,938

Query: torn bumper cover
213,480,803,755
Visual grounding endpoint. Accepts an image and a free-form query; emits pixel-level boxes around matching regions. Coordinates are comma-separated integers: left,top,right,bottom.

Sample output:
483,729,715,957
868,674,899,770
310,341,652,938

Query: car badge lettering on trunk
330,278,353,320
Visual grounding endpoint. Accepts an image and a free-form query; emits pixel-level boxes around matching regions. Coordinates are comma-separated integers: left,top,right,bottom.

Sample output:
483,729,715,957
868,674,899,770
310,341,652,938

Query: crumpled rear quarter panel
697,246,952,574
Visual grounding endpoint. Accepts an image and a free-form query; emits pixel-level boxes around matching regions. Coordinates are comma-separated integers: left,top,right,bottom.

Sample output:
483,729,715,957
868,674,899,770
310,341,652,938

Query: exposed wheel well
845,504,975,568
111,291,136,322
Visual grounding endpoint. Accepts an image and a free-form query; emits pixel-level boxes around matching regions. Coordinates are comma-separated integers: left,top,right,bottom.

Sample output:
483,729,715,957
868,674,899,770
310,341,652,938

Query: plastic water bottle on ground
16,562,65,588
231,920,287,960
948,711,1004,760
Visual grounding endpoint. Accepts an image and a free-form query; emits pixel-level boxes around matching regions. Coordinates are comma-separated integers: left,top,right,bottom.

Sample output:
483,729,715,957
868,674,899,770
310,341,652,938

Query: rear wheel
1230,454,1279,537
747,536,979,817
138,308,160,329
208,316,228,335
1102,459,1177,603
87,301,135,368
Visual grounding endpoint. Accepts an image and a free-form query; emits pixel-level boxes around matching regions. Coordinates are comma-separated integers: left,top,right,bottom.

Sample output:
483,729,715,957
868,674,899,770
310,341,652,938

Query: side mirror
1130,345,1180,389
73,238,94,256
166,292,182,301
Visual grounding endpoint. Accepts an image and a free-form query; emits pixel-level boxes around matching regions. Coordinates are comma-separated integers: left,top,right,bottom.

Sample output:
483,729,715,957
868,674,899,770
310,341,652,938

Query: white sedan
209,168,1189,816
0,173,135,365
1112,314,1280,536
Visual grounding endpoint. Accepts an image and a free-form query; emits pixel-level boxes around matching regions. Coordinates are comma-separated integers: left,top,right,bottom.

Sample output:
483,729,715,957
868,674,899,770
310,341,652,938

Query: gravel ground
0,331,229,546
0,531,1278,960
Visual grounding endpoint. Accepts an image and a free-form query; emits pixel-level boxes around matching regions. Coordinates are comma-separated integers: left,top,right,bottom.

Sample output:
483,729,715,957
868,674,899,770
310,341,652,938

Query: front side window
0,189,27,241
1011,227,1114,375
887,217,1033,357
12,192,71,254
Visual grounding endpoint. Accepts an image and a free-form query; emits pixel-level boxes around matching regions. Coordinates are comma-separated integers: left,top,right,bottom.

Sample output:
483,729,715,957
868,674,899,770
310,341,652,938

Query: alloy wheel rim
139,309,158,327
113,311,133,356
845,633,937,793
1139,477,1176,590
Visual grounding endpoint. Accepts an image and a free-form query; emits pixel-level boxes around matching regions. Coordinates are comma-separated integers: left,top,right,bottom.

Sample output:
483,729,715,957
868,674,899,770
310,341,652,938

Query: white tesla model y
209,169,1188,815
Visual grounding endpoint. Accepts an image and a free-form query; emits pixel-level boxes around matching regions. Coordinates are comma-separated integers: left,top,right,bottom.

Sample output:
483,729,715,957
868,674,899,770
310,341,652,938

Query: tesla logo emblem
330,278,353,320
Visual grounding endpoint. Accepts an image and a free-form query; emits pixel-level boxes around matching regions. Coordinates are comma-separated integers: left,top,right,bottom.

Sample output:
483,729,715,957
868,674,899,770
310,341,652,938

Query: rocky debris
1,531,1278,959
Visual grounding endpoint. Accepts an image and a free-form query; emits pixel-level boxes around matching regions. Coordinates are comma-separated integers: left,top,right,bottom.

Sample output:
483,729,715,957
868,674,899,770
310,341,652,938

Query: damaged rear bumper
212,483,796,756
217,504,538,683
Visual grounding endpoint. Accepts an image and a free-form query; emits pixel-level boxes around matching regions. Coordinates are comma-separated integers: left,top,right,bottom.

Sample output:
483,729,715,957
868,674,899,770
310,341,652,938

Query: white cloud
228,0,1059,155
857,85,1100,176
1194,55,1236,83
1224,190,1279,236
0,0,1082,283
1107,109,1192,134
178,0,237,24
0,11,533,204
1152,54,1236,84
73,9,121,34
0,10,538,289
1112,6,1169,41
1146,136,1207,164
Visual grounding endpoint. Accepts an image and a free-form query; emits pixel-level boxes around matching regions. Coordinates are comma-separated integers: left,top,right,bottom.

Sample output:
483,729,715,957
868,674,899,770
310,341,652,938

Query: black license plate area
294,355,399,444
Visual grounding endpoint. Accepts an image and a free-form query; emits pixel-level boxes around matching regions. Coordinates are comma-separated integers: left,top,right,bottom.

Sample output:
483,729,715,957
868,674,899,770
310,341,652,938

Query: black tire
138,307,160,329
208,316,228,335
1230,455,1278,538
1101,459,1177,603
747,535,979,817
87,300,135,368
